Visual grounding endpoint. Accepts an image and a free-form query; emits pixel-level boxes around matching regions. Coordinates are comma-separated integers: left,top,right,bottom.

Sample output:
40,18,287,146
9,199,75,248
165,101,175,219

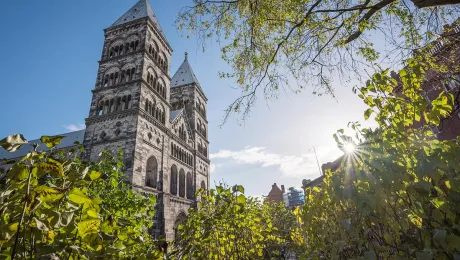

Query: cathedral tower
82,0,210,240
171,53,210,189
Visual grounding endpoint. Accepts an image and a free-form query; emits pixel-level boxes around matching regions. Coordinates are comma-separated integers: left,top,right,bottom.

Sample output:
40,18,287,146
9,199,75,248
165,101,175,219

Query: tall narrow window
179,169,186,198
126,95,132,109
170,165,178,195
145,156,158,188
186,172,193,199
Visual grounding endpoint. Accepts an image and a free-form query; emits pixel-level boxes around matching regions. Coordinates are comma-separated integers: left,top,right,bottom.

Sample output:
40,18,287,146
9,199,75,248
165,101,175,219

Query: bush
0,138,160,259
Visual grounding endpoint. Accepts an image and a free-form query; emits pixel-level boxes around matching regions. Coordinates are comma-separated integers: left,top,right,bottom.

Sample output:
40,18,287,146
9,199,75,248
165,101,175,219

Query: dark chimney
281,185,285,193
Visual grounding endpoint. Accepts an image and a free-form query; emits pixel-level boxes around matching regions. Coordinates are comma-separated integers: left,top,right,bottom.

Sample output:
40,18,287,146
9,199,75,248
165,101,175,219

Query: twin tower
82,0,210,240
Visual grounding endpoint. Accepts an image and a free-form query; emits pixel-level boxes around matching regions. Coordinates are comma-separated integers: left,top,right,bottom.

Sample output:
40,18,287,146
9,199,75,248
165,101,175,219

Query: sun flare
343,143,356,154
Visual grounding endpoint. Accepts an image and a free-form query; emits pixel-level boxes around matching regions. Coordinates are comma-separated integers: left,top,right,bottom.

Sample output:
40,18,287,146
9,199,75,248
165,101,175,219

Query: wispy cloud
210,146,342,178
210,163,217,173
64,124,85,132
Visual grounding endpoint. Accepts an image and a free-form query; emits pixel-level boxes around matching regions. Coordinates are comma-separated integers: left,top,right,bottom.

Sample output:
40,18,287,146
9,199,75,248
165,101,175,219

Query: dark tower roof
171,52,201,88
111,0,166,40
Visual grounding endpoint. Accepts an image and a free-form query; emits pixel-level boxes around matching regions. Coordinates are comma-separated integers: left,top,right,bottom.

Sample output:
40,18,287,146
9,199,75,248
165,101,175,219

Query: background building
266,183,285,203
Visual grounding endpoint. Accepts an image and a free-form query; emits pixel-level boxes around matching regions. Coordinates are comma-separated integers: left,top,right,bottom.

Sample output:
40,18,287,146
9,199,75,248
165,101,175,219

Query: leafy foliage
169,59,460,259
292,59,460,259
0,139,160,259
172,184,299,259
177,0,459,122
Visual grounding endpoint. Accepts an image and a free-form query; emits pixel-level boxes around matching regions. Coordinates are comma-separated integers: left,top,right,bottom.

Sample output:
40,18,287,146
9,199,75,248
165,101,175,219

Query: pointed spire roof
111,0,166,39
171,52,201,89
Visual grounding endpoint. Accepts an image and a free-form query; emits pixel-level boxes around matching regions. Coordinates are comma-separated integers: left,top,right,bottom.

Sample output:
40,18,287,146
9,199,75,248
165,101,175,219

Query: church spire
171,52,201,89
110,0,166,40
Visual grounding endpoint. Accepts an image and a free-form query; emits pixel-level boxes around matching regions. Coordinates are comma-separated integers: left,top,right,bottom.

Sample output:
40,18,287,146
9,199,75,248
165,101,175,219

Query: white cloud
210,146,342,178
64,124,85,132
210,163,217,173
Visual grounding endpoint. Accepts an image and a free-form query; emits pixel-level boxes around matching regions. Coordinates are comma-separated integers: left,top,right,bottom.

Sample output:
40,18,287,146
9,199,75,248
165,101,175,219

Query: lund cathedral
0,0,210,241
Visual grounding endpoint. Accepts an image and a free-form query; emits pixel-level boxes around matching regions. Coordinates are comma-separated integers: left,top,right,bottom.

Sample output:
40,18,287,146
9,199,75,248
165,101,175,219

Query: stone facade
82,0,210,240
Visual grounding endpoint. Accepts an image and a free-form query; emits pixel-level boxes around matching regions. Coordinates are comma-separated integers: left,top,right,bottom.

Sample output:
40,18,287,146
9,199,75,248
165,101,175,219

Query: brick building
0,0,210,241
394,22,460,140
266,183,285,203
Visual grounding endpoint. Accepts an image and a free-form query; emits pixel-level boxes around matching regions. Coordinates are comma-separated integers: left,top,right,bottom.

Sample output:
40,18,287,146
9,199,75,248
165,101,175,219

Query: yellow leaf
8,222,19,232
87,209,98,218
69,188,91,205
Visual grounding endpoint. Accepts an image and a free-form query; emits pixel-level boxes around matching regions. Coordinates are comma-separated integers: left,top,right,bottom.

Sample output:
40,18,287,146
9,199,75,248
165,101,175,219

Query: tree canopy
177,0,460,122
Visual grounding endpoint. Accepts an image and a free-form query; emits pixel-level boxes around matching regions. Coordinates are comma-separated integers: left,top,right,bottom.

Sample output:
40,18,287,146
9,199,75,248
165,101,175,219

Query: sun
343,143,356,154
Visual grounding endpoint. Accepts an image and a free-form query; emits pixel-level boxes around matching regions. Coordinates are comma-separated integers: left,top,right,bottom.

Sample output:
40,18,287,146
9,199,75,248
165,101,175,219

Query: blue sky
0,0,374,196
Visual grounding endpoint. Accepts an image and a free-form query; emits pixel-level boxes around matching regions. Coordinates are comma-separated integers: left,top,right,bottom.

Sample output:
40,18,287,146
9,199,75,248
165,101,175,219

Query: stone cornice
142,139,162,153
92,80,140,94
170,155,194,171
87,136,131,147
98,49,144,64
169,195,195,205
139,109,169,133
85,108,137,125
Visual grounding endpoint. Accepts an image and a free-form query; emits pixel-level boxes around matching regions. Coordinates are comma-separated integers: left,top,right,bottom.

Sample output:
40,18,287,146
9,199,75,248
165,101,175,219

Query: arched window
109,99,114,113
201,180,206,190
186,172,193,199
145,99,149,111
170,165,178,195
179,169,186,198
131,68,136,80
145,156,158,188
125,95,132,110
116,97,122,111
130,42,135,52
97,102,104,116
121,96,126,110
103,100,109,114
174,212,187,242
121,71,126,82
103,77,109,87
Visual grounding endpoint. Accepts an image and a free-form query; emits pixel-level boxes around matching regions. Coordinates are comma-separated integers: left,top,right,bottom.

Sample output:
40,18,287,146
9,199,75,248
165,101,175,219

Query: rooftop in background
110,0,166,41
0,130,85,160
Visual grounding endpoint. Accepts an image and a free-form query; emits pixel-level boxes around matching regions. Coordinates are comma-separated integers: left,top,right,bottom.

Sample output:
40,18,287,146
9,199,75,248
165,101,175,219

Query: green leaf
36,159,64,177
446,234,460,249
364,108,373,120
60,212,74,227
237,185,245,194
8,164,29,181
89,170,101,181
433,229,447,247
87,209,98,218
0,134,27,152
69,188,91,205
364,250,376,260
416,251,433,260
40,135,65,149
34,218,49,231
236,194,246,205
77,219,100,238
35,185,65,202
